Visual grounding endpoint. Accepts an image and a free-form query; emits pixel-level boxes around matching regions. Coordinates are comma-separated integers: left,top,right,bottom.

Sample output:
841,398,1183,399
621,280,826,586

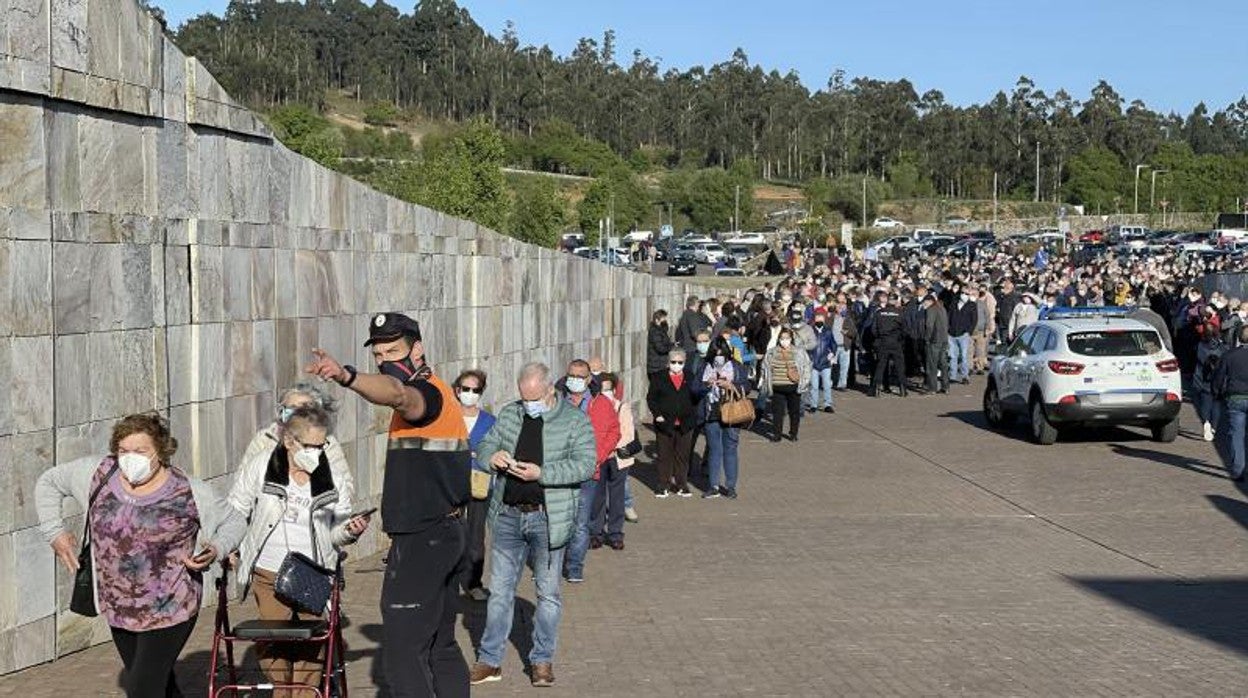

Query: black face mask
380,357,418,384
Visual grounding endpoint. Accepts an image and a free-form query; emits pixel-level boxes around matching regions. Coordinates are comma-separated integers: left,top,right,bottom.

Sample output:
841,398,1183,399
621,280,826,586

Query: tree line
174,0,1248,224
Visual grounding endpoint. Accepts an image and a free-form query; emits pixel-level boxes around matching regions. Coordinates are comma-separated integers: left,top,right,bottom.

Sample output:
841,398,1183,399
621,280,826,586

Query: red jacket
568,393,621,473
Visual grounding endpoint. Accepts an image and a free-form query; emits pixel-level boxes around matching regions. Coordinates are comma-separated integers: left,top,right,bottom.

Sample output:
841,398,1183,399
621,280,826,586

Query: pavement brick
2,380,1247,696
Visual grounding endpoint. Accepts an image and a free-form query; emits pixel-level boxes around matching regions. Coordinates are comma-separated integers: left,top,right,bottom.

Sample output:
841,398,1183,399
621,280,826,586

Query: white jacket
228,425,358,590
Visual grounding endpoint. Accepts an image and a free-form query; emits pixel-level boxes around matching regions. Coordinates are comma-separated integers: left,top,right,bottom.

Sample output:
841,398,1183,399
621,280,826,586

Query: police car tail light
1165,391,1181,402
1155,358,1179,373
1047,360,1085,375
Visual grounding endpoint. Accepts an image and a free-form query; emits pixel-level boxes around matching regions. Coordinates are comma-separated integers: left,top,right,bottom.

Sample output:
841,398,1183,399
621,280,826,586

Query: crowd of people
27,233,1248,697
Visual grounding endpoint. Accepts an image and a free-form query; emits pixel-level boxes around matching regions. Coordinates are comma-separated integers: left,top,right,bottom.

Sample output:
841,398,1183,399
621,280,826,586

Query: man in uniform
306,312,470,698
870,293,907,397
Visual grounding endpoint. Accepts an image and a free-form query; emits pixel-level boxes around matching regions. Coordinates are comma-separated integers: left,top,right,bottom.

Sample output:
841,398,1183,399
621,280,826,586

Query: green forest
171,0,1248,243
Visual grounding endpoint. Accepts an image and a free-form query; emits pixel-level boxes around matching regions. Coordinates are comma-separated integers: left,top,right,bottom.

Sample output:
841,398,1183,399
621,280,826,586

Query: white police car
982,307,1182,444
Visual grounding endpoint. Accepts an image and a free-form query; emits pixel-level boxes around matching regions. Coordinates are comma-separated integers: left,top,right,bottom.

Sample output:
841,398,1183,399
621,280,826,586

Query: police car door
1002,326,1038,401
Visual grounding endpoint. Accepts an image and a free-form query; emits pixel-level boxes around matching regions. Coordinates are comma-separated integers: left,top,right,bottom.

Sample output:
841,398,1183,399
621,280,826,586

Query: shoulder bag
274,551,335,615
718,385,756,427
70,461,120,617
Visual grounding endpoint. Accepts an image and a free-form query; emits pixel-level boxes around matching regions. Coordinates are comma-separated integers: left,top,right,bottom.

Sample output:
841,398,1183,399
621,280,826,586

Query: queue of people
30,231,1248,696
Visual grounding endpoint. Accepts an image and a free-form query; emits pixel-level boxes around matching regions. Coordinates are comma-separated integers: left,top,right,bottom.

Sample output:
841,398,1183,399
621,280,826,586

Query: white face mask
118,453,155,486
458,391,481,407
779,338,792,348
293,447,322,473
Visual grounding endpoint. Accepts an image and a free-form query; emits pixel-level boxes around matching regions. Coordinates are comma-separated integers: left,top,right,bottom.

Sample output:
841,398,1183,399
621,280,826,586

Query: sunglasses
290,436,327,451
458,386,482,394
669,361,685,366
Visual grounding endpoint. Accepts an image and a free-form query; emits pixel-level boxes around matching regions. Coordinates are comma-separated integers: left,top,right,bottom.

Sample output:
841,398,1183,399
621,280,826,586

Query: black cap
364,312,421,346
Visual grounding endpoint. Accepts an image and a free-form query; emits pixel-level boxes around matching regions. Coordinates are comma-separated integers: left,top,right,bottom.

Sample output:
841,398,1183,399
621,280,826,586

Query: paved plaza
3,380,1247,696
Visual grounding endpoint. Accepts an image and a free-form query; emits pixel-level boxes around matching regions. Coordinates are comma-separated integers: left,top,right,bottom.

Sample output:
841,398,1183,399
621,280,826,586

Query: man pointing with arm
306,312,470,698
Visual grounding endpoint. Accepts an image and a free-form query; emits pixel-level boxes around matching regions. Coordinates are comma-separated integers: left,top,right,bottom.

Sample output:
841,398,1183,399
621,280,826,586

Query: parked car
963,230,995,242
714,267,746,277
982,310,1180,445
572,246,599,260
1078,229,1105,244
871,217,906,229
666,252,698,276
865,235,914,258
724,232,767,246
727,244,753,265
943,239,996,258
911,228,941,240
919,235,958,254
694,242,727,264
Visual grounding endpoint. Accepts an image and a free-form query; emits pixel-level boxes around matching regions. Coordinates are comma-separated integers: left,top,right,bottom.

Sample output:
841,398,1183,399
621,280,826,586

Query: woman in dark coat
647,348,697,497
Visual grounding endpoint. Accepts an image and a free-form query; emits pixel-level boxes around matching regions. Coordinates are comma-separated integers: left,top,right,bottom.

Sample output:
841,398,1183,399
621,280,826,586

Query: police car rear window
1066,330,1161,357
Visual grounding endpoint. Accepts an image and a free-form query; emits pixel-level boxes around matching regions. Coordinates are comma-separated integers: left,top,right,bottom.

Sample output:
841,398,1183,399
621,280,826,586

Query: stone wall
0,0,709,674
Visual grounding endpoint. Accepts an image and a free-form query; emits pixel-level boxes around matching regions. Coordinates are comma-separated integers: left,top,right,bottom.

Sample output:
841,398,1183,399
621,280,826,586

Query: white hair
518,362,552,389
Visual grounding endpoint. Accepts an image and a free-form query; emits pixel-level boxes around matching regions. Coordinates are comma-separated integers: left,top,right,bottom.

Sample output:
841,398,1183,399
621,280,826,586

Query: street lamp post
1133,164,1150,215
1150,169,1168,211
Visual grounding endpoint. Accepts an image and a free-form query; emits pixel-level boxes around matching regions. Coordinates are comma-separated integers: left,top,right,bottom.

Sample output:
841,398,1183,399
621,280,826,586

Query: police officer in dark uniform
870,293,907,397
306,312,471,698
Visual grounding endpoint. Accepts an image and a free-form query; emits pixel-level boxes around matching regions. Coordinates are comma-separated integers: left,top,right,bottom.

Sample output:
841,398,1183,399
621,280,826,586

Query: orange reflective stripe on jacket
388,374,469,446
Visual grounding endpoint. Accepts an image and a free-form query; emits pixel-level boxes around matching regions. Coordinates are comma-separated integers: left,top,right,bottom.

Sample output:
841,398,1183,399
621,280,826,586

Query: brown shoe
470,662,502,685
530,663,555,687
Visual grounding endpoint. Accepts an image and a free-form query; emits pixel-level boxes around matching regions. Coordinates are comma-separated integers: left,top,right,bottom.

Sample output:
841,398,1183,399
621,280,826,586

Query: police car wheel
1150,418,1179,443
1030,400,1058,445
983,381,1010,428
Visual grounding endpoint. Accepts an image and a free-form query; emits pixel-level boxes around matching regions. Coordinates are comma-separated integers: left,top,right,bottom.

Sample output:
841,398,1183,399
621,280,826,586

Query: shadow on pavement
1072,492,1248,658
1110,444,1231,480
459,597,536,673
1069,576,1248,657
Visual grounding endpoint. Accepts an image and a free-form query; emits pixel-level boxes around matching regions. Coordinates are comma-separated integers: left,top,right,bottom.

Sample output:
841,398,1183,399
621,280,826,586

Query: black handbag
70,462,120,617
616,437,643,459
274,551,335,615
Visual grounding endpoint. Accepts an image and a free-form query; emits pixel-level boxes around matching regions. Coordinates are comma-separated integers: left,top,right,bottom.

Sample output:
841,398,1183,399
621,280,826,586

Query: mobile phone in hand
192,546,214,562
351,507,378,519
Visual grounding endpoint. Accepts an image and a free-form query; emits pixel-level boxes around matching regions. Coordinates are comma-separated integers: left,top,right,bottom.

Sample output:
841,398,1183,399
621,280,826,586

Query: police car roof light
1040,306,1132,320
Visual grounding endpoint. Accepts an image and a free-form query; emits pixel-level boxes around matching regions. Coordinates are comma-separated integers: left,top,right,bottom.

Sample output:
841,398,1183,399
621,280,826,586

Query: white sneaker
624,506,639,522
654,490,670,499
1203,422,1214,442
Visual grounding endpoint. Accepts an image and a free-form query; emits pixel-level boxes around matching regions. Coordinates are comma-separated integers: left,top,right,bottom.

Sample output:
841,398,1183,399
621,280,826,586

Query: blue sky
162,0,1247,115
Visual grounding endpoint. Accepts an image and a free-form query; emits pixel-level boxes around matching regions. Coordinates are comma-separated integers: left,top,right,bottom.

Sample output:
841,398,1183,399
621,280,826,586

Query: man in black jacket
870,293,907,397
923,294,951,393
947,290,978,385
647,310,674,384
902,286,927,381
674,295,712,354
1213,326,1248,481
995,280,1019,345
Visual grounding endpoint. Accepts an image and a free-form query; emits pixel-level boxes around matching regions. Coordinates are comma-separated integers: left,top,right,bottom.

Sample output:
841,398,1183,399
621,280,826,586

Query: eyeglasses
290,436,327,451
458,386,482,394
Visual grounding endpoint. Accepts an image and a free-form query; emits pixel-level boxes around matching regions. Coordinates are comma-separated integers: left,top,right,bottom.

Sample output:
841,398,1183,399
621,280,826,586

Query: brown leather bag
718,385,756,426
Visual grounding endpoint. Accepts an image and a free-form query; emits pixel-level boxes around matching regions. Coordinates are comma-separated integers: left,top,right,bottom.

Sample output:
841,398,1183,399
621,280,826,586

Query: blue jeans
807,367,834,409
478,507,566,667
1218,398,1248,479
624,477,634,509
1195,388,1221,427
704,420,741,491
590,458,625,543
948,334,971,381
835,347,851,388
562,477,599,579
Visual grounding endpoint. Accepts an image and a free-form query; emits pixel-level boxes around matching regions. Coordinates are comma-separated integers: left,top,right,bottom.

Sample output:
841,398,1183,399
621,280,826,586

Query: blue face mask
524,400,549,418
278,406,295,424
565,376,588,394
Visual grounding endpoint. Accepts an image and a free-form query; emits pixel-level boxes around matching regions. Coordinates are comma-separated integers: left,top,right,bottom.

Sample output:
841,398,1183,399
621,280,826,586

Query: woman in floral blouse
36,413,245,698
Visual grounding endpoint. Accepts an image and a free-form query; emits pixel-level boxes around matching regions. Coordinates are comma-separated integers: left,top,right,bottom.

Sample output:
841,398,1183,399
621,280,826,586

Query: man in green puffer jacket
469,362,596,688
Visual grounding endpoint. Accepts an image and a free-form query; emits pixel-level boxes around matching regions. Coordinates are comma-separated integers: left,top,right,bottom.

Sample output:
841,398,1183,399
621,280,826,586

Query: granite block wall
0,0,710,674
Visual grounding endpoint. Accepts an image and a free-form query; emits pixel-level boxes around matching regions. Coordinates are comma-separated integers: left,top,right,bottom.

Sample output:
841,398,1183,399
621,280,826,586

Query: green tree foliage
363,100,401,126
1063,147,1128,211
577,167,649,241
177,2,1248,211
266,104,344,166
509,177,566,248
372,118,510,231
